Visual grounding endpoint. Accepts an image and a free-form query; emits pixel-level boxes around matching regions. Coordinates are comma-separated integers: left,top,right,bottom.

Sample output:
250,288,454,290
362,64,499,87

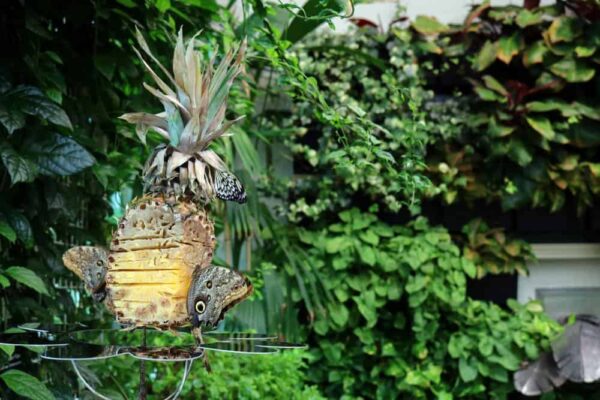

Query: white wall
329,0,557,33
518,244,600,319
221,0,558,33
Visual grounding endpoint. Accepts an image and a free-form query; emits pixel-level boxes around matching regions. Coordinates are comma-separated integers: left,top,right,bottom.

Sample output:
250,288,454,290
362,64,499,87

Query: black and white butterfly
215,170,246,203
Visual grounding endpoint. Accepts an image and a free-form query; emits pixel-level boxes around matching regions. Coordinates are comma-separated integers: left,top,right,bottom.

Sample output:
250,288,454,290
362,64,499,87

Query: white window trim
518,244,600,311
532,243,600,261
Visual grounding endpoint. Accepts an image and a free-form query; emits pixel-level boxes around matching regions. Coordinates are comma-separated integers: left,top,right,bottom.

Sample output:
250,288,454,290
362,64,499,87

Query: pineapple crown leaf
120,28,247,153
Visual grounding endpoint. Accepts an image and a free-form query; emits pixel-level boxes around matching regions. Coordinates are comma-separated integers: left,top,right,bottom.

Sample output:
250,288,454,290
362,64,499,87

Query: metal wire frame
70,359,194,400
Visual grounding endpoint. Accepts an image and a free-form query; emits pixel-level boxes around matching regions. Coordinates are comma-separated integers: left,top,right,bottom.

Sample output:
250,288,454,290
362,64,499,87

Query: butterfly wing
215,171,246,203
63,246,109,301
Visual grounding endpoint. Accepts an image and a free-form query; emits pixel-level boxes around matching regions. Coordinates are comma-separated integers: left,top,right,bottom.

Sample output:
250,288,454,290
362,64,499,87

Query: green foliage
82,349,322,399
0,0,340,397
3,266,50,296
157,351,324,400
0,369,55,400
265,28,446,220
294,209,560,398
3,0,599,399
460,219,535,277
413,2,600,212
1,0,399,397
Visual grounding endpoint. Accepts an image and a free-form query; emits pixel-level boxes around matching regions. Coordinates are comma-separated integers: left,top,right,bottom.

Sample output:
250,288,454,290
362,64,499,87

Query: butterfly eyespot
206,280,212,289
195,300,206,314
96,272,101,279
96,260,104,266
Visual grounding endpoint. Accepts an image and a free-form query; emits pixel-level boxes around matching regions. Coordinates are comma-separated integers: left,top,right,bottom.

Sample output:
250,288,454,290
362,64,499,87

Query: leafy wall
1,0,600,399
267,1,600,398
414,2,600,213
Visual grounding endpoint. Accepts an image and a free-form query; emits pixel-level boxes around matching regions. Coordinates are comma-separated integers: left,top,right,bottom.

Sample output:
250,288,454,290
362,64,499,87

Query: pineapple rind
106,195,215,327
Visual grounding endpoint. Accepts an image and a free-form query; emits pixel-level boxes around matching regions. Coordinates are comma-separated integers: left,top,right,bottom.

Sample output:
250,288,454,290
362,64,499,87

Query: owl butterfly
187,265,253,328
62,246,109,302
62,246,252,328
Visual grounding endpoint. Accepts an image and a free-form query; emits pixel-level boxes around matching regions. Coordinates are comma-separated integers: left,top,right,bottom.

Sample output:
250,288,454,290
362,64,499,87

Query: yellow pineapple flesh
105,195,215,327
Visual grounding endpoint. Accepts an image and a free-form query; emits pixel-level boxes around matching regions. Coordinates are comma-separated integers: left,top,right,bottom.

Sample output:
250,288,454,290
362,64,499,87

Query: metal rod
72,357,194,400
139,327,147,400
71,361,112,400
164,360,193,400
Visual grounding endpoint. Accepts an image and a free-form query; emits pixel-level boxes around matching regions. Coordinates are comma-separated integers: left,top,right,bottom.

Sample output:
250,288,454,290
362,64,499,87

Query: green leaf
575,45,596,58
473,86,504,102
359,230,379,246
0,344,14,357
28,133,95,176
508,139,533,166
327,302,349,327
5,211,34,249
325,237,347,254
387,281,402,300
4,267,50,296
547,16,581,43
526,99,569,112
488,364,509,382
473,40,497,71
569,102,600,120
436,391,453,400
116,0,136,7
155,0,170,12
448,334,462,358
313,319,328,335
412,16,449,35
306,45,388,71
283,0,344,44
492,343,521,370
0,369,55,400
515,9,542,28
414,40,443,55
463,260,476,279
0,274,10,288
526,115,556,140
522,41,548,67
488,117,514,137
478,337,494,356
525,300,544,313
354,293,378,327
497,32,523,64
482,75,507,96
9,86,72,130
332,257,349,270
338,209,353,223
0,106,25,134
359,246,376,266
550,58,595,82
406,275,428,294
0,85,71,133
0,220,16,242
0,142,37,184
458,357,478,382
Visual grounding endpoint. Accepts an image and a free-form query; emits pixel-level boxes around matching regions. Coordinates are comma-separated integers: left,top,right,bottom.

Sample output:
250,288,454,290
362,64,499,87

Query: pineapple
63,29,252,329
121,29,247,204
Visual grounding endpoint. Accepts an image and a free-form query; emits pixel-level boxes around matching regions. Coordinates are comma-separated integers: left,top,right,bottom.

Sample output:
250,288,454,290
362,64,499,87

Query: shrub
413,2,600,212
295,209,560,399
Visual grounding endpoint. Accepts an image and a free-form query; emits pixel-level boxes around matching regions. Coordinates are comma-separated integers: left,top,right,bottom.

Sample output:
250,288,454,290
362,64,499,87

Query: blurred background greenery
1,0,600,398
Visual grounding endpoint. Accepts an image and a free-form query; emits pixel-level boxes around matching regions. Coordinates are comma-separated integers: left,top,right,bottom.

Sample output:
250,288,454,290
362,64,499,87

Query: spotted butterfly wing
62,246,109,301
215,171,246,203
